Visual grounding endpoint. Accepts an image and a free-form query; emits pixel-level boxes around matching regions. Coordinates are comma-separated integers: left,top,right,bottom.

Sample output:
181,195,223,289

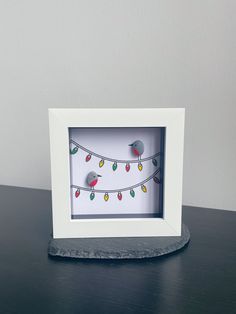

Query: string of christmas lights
71,168,161,201
70,139,161,172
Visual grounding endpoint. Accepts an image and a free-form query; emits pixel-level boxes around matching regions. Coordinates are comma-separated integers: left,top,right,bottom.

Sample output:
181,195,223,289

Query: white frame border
49,108,185,238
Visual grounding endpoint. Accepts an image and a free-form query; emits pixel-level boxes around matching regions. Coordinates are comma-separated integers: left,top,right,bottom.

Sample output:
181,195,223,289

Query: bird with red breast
129,140,144,159
86,171,102,189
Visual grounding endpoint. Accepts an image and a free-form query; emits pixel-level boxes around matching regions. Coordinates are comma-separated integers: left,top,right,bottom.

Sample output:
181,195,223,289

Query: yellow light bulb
138,163,143,171
99,159,104,168
104,193,109,202
141,185,147,193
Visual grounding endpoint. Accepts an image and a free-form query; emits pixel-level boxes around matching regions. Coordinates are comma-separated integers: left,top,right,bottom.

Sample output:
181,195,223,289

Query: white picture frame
49,108,185,238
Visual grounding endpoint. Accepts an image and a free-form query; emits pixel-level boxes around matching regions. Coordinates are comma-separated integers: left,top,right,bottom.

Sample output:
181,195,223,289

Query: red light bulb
117,192,122,201
75,189,80,198
86,154,92,162
125,163,130,172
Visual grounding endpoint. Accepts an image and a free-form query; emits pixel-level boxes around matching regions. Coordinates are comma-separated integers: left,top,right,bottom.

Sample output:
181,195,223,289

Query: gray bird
86,171,102,188
129,140,144,158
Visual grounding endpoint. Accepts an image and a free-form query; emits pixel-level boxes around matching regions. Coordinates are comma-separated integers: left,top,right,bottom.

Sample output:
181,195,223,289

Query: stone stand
48,224,190,259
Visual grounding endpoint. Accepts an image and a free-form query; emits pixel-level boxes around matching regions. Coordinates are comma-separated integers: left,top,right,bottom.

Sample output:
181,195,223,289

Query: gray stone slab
48,223,190,259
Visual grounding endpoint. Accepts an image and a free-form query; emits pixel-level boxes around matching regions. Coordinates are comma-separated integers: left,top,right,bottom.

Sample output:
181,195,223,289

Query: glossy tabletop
0,185,235,314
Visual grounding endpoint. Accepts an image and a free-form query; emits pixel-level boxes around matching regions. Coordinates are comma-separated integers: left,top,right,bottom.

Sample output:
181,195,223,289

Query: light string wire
70,139,161,163
71,168,160,193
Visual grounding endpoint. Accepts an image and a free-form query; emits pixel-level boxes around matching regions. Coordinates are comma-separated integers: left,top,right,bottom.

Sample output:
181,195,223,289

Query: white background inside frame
69,127,163,217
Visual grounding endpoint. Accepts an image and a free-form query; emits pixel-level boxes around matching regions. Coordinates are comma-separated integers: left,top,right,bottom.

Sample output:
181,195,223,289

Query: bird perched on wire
86,171,102,189
129,140,144,159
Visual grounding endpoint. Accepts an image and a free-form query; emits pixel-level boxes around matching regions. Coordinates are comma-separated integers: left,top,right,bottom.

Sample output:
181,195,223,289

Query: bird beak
97,174,102,177
128,143,133,146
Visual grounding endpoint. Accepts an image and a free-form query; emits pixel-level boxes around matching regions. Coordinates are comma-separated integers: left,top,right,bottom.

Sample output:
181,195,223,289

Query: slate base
48,224,190,259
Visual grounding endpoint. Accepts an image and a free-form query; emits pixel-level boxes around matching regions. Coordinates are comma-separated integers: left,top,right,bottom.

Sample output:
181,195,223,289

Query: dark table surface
0,185,235,314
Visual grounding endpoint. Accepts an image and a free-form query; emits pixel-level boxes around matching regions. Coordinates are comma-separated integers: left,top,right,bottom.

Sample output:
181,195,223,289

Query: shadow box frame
49,108,185,239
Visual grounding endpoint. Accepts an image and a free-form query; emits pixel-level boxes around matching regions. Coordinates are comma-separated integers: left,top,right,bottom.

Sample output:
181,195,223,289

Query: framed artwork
49,108,185,238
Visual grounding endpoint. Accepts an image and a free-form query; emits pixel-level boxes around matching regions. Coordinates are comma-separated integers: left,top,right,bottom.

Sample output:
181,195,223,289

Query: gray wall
0,1,235,210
